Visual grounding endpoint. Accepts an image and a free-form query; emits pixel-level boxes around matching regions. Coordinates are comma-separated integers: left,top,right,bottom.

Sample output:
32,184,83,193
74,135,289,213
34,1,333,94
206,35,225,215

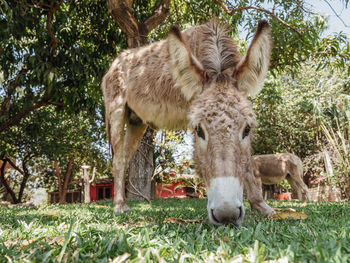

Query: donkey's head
168,21,272,226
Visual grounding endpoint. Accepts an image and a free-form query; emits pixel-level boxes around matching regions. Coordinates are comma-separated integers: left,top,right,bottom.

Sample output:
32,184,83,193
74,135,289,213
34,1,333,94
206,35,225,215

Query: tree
253,60,349,158
0,105,107,204
38,109,107,204
0,0,120,203
53,155,75,204
0,157,31,204
0,0,124,134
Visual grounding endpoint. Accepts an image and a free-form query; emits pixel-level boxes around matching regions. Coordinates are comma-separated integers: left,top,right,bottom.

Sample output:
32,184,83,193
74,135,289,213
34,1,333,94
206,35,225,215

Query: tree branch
46,0,64,58
6,157,24,175
0,97,50,134
183,0,211,20
48,101,64,106
213,0,303,36
322,0,349,28
144,0,171,32
106,0,139,36
127,180,150,202
293,0,318,15
18,158,31,203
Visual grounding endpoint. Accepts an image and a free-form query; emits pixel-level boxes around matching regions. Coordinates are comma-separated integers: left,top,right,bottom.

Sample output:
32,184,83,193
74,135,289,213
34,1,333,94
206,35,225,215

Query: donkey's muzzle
211,205,244,227
206,176,244,226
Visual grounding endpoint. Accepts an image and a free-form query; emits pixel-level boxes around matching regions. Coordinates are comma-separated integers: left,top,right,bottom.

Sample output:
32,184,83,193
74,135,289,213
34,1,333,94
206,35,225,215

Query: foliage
321,98,350,198
0,106,109,201
0,0,123,201
0,0,124,133
174,176,207,197
153,130,206,195
153,130,193,179
278,179,292,191
150,0,350,74
253,60,349,158
1,199,350,262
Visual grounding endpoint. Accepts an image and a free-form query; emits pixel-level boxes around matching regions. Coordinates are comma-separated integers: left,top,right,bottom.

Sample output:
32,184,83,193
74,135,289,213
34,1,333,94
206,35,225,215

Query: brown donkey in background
101,19,274,226
253,153,311,201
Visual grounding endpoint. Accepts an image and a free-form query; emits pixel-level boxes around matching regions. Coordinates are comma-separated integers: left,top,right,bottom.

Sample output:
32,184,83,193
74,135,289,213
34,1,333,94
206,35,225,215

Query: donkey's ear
233,20,272,97
168,25,207,101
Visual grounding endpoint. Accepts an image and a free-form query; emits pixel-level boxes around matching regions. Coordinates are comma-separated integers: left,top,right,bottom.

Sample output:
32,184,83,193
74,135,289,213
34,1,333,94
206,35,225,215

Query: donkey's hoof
262,205,275,216
252,202,275,216
114,203,130,215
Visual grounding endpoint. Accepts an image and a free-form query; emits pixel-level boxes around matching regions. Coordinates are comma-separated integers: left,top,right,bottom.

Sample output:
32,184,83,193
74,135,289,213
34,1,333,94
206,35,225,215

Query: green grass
0,199,350,262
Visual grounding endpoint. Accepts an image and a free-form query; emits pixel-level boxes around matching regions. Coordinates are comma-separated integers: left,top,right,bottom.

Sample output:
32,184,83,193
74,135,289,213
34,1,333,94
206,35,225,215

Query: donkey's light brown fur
101,19,274,226
253,153,311,201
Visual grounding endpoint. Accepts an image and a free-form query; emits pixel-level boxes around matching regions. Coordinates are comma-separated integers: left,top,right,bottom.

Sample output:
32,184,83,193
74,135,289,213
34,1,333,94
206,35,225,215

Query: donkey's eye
195,125,205,140
242,125,251,138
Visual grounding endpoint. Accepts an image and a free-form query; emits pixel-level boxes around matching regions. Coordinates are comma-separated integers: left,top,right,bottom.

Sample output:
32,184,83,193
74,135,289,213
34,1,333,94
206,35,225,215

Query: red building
49,180,194,203
90,182,114,202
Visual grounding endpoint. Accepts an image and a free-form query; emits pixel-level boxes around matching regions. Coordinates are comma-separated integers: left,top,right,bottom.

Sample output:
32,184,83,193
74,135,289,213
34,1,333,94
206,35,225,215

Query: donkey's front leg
244,171,275,216
113,153,130,214
113,109,147,214
110,106,130,215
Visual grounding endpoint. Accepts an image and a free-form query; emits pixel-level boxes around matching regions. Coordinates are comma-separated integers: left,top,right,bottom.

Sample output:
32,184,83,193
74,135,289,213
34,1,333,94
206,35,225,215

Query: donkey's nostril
210,205,244,226
211,208,220,224
239,206,243,219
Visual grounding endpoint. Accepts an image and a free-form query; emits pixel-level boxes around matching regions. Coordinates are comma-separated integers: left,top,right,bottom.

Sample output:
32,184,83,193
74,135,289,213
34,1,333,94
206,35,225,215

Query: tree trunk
54,156,75,204
17,161,30,204
0,157,32,204
54,160,64,203
0,159,19,203
60,156,75,204
126,128,154,200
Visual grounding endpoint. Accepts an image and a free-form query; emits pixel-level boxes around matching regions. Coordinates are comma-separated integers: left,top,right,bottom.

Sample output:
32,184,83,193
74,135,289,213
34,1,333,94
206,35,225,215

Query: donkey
101,19,274,226
253,153,311,201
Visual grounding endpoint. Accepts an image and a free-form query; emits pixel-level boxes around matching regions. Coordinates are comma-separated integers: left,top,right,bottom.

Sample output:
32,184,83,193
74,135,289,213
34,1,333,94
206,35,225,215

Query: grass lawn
0,198,350,262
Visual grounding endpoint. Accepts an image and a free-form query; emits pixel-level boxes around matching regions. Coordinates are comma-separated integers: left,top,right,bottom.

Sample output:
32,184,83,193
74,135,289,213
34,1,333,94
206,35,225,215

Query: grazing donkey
101,19,274,226
253,153,311,201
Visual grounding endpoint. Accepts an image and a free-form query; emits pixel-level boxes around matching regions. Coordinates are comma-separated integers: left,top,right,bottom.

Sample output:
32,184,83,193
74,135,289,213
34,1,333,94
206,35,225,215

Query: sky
307,0,349,37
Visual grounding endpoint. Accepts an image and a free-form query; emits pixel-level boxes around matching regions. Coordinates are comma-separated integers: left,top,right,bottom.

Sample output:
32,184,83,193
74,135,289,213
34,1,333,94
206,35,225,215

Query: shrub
253,61,349,159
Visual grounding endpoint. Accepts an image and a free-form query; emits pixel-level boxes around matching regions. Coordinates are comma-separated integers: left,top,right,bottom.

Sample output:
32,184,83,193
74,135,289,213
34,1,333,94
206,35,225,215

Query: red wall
0,160,14,186
0,160,15,173
90,184,114,202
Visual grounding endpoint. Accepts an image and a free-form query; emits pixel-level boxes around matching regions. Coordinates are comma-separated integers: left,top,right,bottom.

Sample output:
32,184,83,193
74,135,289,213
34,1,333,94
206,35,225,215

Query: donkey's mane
190,19,241,80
